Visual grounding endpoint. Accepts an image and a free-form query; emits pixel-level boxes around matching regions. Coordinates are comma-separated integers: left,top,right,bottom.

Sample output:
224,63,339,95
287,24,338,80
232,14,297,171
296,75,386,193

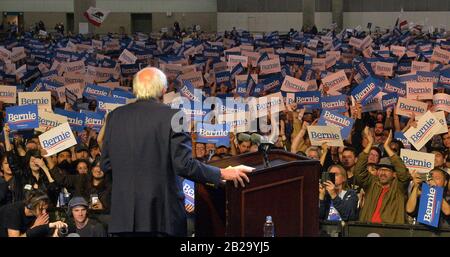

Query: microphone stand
259,143,272,168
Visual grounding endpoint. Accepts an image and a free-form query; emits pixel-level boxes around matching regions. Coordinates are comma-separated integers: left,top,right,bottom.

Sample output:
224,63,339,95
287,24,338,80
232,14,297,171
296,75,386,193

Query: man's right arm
170,129,252,188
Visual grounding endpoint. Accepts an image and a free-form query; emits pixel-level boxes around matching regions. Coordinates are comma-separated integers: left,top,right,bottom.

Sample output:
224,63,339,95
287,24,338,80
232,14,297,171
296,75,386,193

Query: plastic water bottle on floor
263,216,275,237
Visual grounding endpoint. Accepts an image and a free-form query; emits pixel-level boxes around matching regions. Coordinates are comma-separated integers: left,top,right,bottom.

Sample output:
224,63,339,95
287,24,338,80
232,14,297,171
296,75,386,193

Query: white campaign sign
404,111,445,150
39,123,77,157
307,126,344,147
400,149,435,174
36,110,68,133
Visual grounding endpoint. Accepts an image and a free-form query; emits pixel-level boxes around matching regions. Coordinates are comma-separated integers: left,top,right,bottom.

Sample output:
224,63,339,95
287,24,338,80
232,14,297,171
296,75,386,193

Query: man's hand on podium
220,165,255,188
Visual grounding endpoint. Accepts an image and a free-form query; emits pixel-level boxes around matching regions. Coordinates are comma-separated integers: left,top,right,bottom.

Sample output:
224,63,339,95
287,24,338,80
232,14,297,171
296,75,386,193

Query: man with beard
353,127,411,224
373,122,387,146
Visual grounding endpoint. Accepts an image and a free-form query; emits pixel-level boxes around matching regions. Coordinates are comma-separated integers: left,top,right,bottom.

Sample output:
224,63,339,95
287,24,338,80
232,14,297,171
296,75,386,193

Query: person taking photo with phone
319,165,359,221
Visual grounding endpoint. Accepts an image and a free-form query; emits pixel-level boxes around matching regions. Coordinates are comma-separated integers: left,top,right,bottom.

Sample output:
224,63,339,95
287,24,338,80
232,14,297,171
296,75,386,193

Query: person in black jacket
319,165,359,222
100,67,253,236
2,124,58,206
50,158,111,214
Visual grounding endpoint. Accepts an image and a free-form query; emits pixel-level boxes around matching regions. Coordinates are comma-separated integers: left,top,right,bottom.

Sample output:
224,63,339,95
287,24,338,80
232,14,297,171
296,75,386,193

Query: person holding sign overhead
100,67,254,237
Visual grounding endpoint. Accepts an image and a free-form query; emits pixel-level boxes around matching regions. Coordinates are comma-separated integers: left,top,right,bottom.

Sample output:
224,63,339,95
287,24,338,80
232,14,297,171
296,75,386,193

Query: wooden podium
195,150,320,237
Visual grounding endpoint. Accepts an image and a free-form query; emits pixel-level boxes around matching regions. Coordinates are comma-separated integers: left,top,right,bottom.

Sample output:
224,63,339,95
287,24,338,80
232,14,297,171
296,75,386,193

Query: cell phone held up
321,172,335,185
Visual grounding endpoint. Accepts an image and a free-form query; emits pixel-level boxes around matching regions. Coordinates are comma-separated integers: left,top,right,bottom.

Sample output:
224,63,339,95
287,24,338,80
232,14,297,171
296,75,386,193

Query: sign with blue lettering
230,63,244,80
318,110,355,139
54,108,86,132
196,123,230,147
215,71,231,88
97,96,126,111
384,79,406,97
236,83,248,97
6,104,39,131
120,63,140,77
351,76,381,105
183,179,195,206
179,80,202,103
18,92,52,111
439,70,450,89
400,148,434,173
111,89,135,99
262,75,283,93
320,95,347,113
0,85,17,104
394,131,411,149
418,183,443,228
381,93,399,109
38,122,77,157
81,110,105,132
82,84,111,100
288,91,321,109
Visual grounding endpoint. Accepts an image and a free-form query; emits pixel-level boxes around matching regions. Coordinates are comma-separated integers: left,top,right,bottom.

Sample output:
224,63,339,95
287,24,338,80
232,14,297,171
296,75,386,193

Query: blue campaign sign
179,80,202,103
351,76,381,105
97,95,127,110
318,110,355,139
383,78,406,97
396,74,418,85
6,104,39,131
183,179,195,206
439,70,450,89
300,68,315,81
236,83,248,97
54,108,86,132
120,63,140,77
394,131,411,149
320,95,348,113
112,89,135,99
285,53,304,65
215,71,231,88
81,110,105,132
416,71,440,86
230,63,244,80
355,61,374,78
196,123,230,147
262,74,283,93
417,183,443,228
381,93,399,110
83,84,111,100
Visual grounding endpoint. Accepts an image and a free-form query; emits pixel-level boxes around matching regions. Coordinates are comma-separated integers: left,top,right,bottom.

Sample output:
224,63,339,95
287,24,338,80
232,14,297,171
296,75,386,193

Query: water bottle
263,216,275,237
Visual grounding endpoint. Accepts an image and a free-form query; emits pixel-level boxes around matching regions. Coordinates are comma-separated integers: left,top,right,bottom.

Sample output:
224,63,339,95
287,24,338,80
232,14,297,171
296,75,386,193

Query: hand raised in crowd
384,130,395,157
412,171,423,187
3,123,10,135
49,221,67,230
220,165,254,188
31,213,49,228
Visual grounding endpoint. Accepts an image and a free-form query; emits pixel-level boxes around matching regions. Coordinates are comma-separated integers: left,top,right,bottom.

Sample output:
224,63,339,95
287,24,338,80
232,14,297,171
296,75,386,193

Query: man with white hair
100,67,253,236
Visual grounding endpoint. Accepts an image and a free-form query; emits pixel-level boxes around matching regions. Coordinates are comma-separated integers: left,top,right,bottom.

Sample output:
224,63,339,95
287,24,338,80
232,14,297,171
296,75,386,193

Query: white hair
133,67,168,100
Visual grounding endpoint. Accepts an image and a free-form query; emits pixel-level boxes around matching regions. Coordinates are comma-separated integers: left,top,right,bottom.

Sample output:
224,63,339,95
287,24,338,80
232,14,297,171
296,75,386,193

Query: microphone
237,133,251,142
250,133,272,168
250,133,272,146
67,233,81,237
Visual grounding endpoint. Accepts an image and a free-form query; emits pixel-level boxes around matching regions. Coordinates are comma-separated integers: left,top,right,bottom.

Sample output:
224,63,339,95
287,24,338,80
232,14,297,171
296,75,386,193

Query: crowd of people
0,18,449,237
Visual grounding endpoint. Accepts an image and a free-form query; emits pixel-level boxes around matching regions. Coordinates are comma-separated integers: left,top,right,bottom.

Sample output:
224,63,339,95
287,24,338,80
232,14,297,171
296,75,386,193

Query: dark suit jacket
101,99,221,236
